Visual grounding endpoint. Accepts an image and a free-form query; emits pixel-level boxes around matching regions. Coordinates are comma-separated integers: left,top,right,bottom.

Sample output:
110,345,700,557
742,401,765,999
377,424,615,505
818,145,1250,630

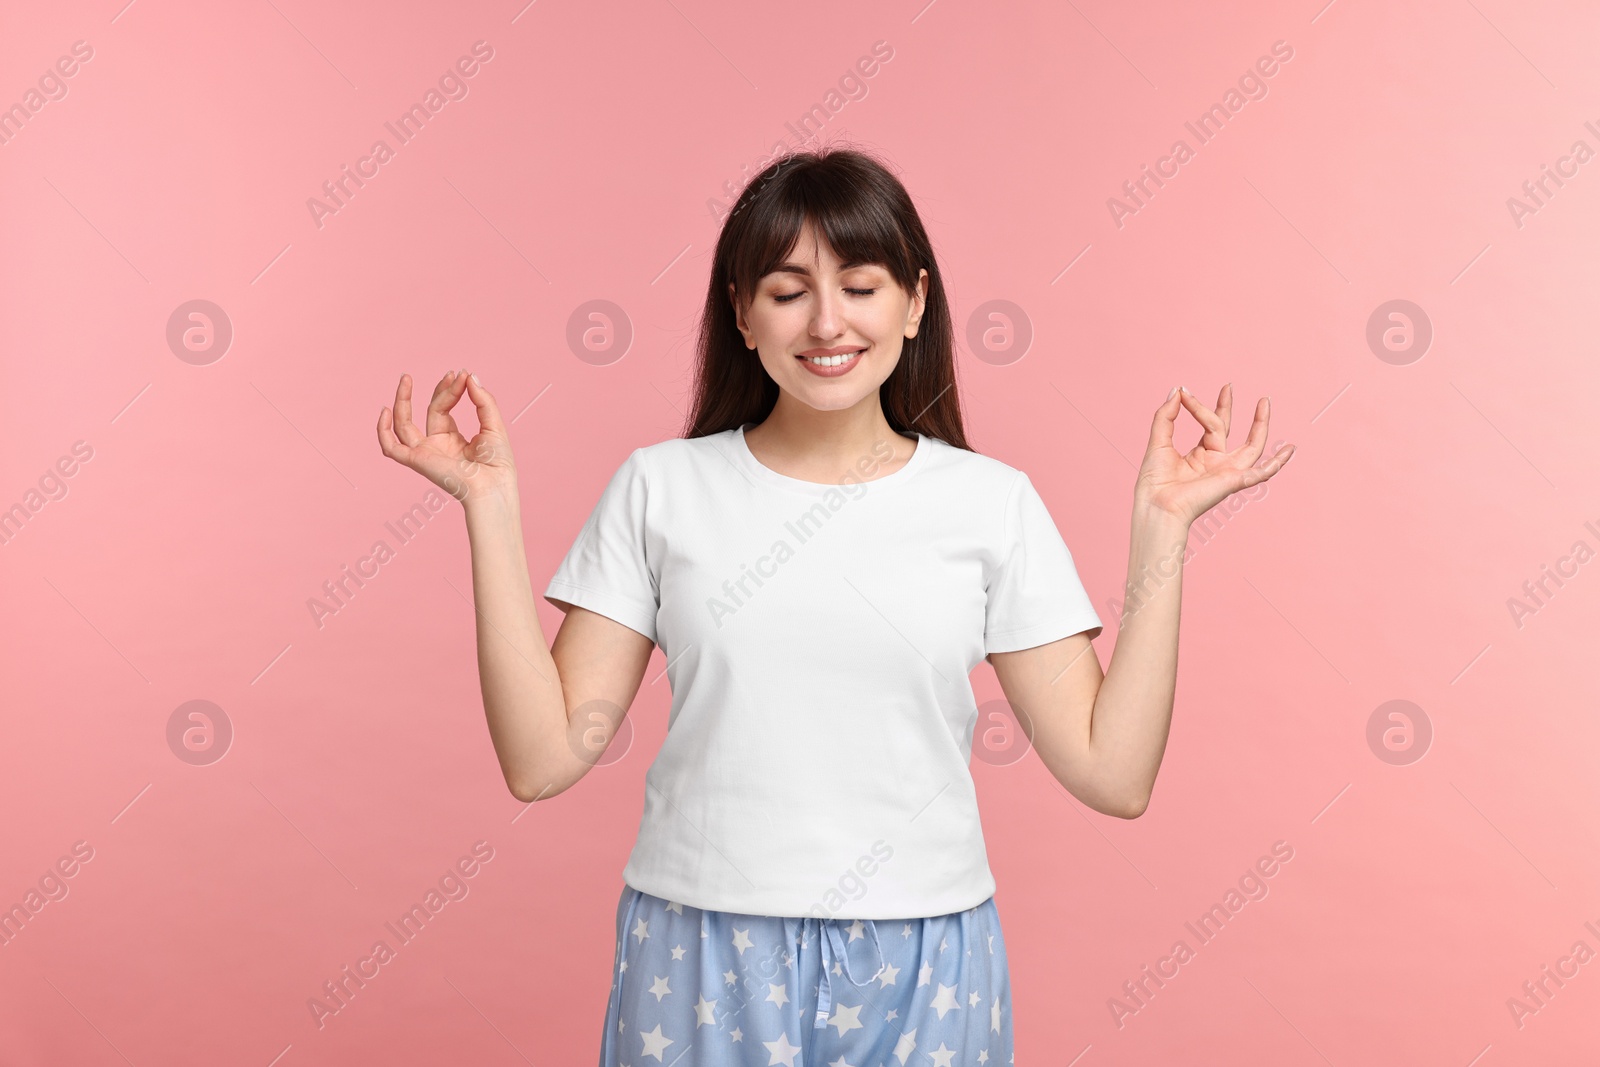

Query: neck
744,395,916,481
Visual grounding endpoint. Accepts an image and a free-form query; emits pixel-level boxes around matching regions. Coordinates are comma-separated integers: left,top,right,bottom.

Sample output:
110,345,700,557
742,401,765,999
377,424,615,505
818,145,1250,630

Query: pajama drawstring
813,917,887,1028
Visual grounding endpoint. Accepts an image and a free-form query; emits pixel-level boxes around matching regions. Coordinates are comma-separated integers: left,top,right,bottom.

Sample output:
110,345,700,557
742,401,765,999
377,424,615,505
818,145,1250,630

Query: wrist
1131,495,1190,534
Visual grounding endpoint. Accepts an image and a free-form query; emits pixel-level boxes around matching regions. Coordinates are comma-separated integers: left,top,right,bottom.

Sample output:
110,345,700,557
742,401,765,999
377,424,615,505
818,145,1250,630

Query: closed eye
772,288,879,304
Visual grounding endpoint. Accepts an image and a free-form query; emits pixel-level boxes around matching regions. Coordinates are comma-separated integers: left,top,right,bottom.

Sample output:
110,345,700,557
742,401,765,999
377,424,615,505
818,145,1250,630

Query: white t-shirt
543,423,1102,919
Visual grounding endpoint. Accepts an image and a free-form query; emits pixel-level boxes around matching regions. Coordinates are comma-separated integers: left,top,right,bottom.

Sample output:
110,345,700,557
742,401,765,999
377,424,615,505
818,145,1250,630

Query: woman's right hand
377,368,518,505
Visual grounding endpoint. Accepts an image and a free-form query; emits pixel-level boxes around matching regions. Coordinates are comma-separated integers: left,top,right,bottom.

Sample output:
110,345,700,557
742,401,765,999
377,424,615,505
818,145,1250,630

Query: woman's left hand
1135,383,1294,526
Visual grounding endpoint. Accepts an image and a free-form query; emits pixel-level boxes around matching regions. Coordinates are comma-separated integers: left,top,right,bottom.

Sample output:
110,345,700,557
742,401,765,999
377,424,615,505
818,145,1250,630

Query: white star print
731,927,754,954
827,1055,859,1067
671,945,686,961
631,918,649,943
723,968,738,985
620,960,628,975
875,961,901,987
665,900,684,914
846,919,866,942
827,1002,865,1035
977,1049,990,1063
928,1042,957,1067
638,1023,672,1061
892,1027,917,1064
648,975,671,1002
939,936,948,953
729,1026,744,1042
693,993,717,1025
929,983,960,1019
764,1031,802,1066
766,982,790,1007
991,999,1002,1033
901,923,913,938
968,990,982,1006
917,961,932,987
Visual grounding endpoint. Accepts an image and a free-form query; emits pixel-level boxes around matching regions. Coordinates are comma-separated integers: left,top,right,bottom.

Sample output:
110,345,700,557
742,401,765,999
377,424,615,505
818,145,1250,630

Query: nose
808,286,845,341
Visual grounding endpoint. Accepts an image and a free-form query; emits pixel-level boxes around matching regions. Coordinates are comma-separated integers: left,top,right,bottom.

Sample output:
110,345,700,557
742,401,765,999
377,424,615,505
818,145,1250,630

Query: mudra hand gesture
376,368,518,505
1135,383,1294,525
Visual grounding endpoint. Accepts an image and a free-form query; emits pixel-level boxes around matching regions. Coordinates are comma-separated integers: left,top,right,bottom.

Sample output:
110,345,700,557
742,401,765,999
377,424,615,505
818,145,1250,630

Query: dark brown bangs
727,167,920,309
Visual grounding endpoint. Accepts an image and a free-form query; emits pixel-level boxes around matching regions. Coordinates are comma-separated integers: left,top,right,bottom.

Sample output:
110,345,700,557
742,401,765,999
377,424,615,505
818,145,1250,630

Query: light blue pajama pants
598,884,1014,1066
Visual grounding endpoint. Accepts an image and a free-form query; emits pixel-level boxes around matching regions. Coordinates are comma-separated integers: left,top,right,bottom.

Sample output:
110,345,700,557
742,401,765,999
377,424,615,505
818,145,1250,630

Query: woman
377,148,1292,1065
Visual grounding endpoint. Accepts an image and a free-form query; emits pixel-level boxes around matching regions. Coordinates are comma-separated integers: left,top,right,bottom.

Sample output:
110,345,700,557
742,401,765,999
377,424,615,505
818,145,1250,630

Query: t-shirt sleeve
543,447,660,645
984,470,1103,654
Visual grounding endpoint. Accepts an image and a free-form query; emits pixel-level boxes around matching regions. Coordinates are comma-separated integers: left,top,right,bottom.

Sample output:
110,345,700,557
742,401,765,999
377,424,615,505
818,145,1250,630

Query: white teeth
805,350,863,366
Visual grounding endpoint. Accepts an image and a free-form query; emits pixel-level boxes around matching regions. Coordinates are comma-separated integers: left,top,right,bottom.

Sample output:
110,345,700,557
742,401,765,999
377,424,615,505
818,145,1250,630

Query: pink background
4,0,1599,1062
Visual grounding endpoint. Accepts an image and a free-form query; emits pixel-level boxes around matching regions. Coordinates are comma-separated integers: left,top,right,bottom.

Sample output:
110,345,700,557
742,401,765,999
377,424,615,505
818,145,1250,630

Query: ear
904,268,929,339
729,282,756,349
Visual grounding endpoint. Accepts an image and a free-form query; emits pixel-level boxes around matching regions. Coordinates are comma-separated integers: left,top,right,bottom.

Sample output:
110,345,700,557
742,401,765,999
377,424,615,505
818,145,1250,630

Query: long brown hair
682,146,971,451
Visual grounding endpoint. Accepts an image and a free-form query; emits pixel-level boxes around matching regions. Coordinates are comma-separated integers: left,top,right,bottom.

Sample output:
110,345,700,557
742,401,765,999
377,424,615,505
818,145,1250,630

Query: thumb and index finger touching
377,368,508,465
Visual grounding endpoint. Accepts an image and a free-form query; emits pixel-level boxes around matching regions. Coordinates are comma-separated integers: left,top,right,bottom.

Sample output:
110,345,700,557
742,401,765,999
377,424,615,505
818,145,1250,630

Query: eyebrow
769,260,882,277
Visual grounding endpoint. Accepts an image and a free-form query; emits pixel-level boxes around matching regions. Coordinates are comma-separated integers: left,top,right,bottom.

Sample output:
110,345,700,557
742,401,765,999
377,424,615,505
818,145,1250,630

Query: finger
1178,388,1228,451
1147,386,1184,453
425,369,467,438
1215,382,1233,441
1227,396,1271,468
462,370,509,438
376,405,413,463
392,373,424,448
1236,442,1294,487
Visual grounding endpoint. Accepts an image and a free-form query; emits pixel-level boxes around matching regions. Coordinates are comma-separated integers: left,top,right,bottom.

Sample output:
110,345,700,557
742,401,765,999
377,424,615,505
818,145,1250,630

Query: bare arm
465,488,653,802
989,384,1294,818
378,368,654,803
